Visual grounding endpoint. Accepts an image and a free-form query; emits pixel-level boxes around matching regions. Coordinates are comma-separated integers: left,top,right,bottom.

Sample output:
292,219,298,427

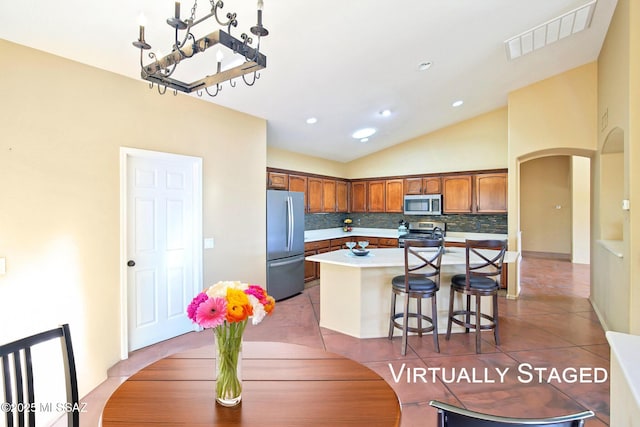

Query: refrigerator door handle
269,255,304,268
287,195,294,251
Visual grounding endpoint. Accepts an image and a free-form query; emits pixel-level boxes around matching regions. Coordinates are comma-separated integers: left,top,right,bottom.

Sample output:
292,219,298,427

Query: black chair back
464,239,507,290
402,238,444,292
430,400,594,426
0,324,79,427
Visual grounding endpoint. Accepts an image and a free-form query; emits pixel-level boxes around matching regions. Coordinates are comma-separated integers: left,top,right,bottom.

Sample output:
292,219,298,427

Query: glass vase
214,321,246,407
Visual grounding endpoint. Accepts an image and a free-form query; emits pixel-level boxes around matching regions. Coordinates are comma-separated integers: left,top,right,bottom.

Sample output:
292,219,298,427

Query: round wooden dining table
101,341,401,426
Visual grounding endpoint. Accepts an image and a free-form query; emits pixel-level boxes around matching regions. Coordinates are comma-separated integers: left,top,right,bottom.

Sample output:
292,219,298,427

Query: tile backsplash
305,212,507,234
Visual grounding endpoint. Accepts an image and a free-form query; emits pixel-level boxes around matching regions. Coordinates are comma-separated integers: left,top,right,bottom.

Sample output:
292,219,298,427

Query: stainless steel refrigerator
266,190,305,301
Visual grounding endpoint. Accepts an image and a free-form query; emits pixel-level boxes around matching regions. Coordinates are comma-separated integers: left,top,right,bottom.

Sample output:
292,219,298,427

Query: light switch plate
204,238,215,249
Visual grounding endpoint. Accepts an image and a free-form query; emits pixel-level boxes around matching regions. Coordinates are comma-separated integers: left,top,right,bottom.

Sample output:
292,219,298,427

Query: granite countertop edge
303,227,508,243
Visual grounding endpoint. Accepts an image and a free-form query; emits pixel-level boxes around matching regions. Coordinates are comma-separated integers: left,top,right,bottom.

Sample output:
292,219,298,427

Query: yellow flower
344,218,352,224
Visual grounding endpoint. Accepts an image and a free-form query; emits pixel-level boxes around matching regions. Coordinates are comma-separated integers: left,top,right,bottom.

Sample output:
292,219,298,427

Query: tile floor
80,257,609,426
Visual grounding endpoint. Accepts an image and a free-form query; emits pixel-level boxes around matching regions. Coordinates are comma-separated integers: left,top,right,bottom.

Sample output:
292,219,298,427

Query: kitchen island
306,247,519,339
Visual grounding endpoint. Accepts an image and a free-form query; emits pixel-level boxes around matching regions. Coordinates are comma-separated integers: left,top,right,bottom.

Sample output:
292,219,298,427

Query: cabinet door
288,174,308,212
404,178,423,195
475,173,507,213
385,179,404,212
443,175,472,213
378,238,399,248
424,177,442,194
351,181,367,212
368,181,386,212
322,179,337,212
336,180,349,212
304,250,317,282
267,172,288,189
307,177,323,213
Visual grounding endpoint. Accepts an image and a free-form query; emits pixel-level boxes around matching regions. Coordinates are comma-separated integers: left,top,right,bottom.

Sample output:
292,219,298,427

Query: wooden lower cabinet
304,250,317,282
378,237,399,248
304,240,331,282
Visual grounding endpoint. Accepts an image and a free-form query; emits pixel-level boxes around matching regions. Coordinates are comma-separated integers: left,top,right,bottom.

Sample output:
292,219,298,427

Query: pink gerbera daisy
195,297,227,328
187,292,209,322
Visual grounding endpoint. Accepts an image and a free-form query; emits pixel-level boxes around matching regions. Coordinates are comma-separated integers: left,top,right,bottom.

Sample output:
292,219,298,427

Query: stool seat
451,274,499,291
392,275,437,292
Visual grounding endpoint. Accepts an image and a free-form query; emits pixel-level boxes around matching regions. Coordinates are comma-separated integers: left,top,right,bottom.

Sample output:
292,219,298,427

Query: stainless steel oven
398,221,446,247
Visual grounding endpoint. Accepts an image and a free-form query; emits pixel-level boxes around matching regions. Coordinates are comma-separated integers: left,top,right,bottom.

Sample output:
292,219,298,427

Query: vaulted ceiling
0,0,617,162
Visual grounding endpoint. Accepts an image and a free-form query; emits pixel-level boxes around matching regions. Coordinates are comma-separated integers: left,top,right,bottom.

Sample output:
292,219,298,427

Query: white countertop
607,331,640,406
306,247,520,268
304,227,507,243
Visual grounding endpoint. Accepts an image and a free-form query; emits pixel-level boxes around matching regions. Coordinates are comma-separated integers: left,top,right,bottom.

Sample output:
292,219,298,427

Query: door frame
119,147,203,359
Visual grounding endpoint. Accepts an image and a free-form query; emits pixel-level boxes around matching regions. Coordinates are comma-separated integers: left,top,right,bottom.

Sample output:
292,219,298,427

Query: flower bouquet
343,218,353,232
187,281,275,407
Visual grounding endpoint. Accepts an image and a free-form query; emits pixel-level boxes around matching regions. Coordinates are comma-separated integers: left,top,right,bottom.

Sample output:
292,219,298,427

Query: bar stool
388,238,444,355
446,239,507,353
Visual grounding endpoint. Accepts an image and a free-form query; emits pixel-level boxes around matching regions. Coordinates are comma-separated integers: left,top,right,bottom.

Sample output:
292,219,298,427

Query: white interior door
123,148,202,352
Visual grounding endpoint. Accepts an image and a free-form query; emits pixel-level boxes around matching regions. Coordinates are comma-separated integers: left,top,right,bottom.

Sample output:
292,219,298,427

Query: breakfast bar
306,247,520,339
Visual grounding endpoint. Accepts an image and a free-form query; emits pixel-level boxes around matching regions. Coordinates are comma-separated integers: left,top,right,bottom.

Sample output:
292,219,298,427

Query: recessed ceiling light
306,117,317,124
452,100,464,107
418,61,433,71
352,128,376,140
380,109,392,117
360,138,369,143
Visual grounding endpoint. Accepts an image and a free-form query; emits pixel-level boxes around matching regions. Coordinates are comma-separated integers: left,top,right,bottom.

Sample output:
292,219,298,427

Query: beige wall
506,62,597,297
571,156,591,264
267,146,348,177
520,156,572,256
592,0,640,335
346,108,508,179
0,40,267,396
268,108,507,180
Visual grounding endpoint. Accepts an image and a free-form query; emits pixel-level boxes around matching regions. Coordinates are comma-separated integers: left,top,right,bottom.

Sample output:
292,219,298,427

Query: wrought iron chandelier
133,0,268,96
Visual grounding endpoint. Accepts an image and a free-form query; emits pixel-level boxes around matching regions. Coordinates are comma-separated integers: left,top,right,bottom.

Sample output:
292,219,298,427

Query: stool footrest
390,313,436,334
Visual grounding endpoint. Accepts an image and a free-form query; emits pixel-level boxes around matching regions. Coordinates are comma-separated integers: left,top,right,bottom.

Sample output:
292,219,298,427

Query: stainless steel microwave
403,194,442,215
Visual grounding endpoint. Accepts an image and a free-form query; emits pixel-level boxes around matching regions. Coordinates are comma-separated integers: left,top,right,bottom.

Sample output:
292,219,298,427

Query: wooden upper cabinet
322,179,337,212
267,172,288,190
336,180,349,212
307,177,323,213
351,181,367,212
404,177,441,195
385,179,404,212
424,177,441,194
404,178,423,195
442,175,472,213
475,173,507,213
368,180,386,212
288,174,308,211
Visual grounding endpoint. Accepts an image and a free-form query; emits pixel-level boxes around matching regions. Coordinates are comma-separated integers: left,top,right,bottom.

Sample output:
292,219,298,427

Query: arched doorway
516,148,594,296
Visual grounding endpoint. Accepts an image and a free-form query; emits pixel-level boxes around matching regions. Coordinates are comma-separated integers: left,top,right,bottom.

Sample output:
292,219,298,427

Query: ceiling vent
505,0,597,60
